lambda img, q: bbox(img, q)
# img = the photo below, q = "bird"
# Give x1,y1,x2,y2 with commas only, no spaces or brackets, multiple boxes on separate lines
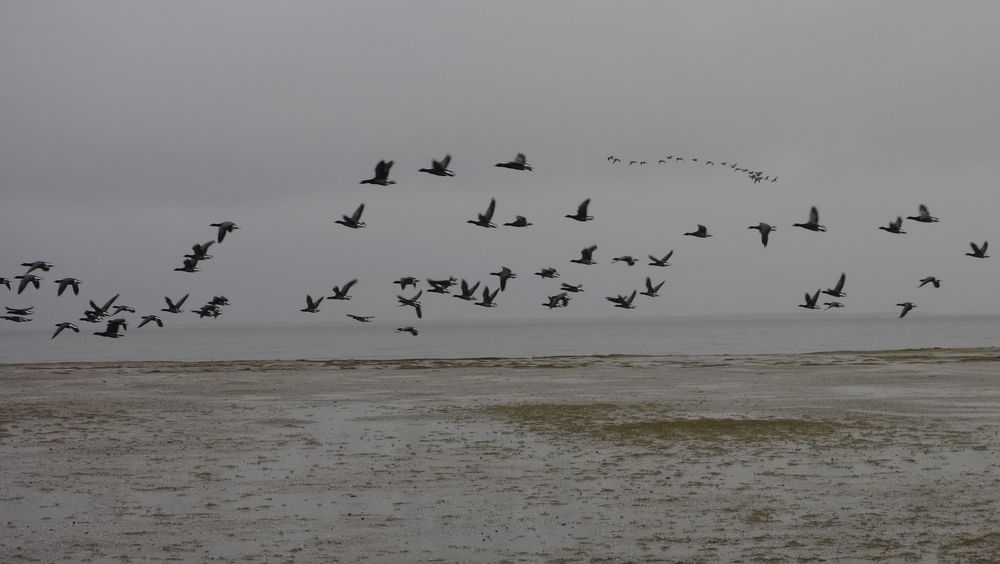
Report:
612,256,638,266
427,277,457,294
799,289,821,310
54,278,81,296
822,273,847,298
793,207,827,232
360,160,396,186
495,153,532,171
534,267,559,279
328,279,358,300
396,326,419,336
543,293,570,309
5,306,34,316
468,198,497,228
0,277,9,290
475,286,499,307
14,274,41,294
2,315,31,323
454,279,481,301
138,315,164,328
748,223,776,247
335,204,366,229
394,277,418,290
162,294,190,313
300,295,324,313
419,154,454,177
824,302,845,310
570,245,598,265
193,304,222,318
648,251,673,267
111,305,136,315
51,322,79,339
186,241,214,261
347,314,374,323
878,216,906,234
640,277,664,297
397,291,423,319
897,302,916,318
94,318,127,338
907,204,938,223
174,258,200,273
490,266,517,291
21,261,54,274
87,294,120,319
565,199,593,222
918,276,941,289
503,215,532,227
560,283,583,293
210,221,240,243
966,242,989,258
684,224,711,238
607,290,638,310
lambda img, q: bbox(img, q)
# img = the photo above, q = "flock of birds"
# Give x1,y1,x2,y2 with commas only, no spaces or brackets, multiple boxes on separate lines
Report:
2,151,991,340
607,153,779,184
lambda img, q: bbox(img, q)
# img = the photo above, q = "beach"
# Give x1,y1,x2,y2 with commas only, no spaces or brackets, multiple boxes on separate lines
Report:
2,348,1000,562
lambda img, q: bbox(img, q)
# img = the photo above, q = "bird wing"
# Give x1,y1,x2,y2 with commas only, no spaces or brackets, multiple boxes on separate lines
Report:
834,273,846,293
484,198,496,220
415,303,422,319
101,293,120,312
645,277,653,292
52,325,65,339
983,241,989,253
352,203,365,222
653,281,664,292
374,160,388,180
578,198,590,215
342,279,358,293
809,206,820,224
440,154,451,169
892,216,903,230
515,153,526,165
761,230,769,247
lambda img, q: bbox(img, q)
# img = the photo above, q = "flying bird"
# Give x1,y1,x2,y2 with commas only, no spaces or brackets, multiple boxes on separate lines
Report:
612,256,638,266
565,199,593,222
138,315,164,328
454,279,481,301
560,283,583,293
907,204,939,223
475,286,500,308
748,223,776,247
490,266,517,291
174,258,200,273
419,154,454,177
94,318,127,338
210,221,240,243
468,198,497,228
360,160,396,186
534,267,559,279
799,289,821,310
397,291,423,319
162,294,189,313
918,276,941,289
394,277,418,290
186,241,214,261
328,279,358,300
822,273,847,298
543,293,570,309
495,153,532,171
607,290,638,310
570,245,598,265
967,241,989,258
15,274,42,294
684,224,711,238
51,322,79,339
648,251,673,267
5,306,34,316
346,314,374,323
824,302,845,310
427,277,458,294
396,326,419,336
503,215,532,227
793,207,827,232
300,295,324,313
878,216,906,234
640,277,664,297
897,302,916,318
335,204,367,229
54,278,81,296
21,261,53,274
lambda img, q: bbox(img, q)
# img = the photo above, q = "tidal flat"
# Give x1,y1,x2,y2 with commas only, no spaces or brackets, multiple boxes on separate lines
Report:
2,349,1000,562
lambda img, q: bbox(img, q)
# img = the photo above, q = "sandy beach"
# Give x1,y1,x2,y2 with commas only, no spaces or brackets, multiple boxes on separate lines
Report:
3,348,1000,562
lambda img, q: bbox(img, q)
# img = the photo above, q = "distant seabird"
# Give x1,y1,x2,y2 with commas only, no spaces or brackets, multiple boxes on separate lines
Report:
897,302,916,318
54,278,81,296
799,289,821,310
210,221,240,243
907,204,939,223
648,251,673,267
475,286,499,308
335,204,367,229
878,216,906,234
640,277,664,297
394,277,418,290
793,207,827,232
468,198,497,228
503,215,532,227
565,199,594,222
822,273,847,298
174,258,200,273
162,294,189,313
419,154,454,177
51,322,79,339
684,224,711,238
346,314,374,323
612,256,638,266
560,283,583,293
397,291,423,319
454,279,481,301
328,279,358,300
748,223,776,247
495,153,532,171
534,267,559,279
21,261,53,274
360,160,396,186
138,315,164,328
396,326,419,336
966,241,989,258
918,276,941,289
300,294,324,313
14,274,41,294
490,266,517,291
570,245,598,265
427,277,457,294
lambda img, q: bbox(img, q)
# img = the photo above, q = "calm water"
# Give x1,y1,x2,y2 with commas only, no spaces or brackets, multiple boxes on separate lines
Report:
1,314,999,364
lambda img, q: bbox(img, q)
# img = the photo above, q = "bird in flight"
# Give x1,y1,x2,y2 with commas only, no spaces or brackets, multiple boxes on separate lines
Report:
397,291,423,319
878,216,906,234
346,314,374,323
419,154,454,177
335,203,366,229
328,279,358,300
468,198,497,228
748,223,776,247
54,278,82,296
565,199,594,222
570,245,598,265
897,302,916,318
162,294,190,313
640,277,664,297
799,289,821,310
793,207,827,232
360,160,396,186
906,204,938,223
648,251,673,267
51,322,79,339
495,153,532,171
822,273,847,298
300,295,324,313
966,242,989,258
918,276,941,289
684,224,711,238
210,221,240,243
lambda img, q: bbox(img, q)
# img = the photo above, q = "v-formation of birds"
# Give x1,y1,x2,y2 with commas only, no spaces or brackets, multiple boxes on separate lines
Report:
1,154,985,338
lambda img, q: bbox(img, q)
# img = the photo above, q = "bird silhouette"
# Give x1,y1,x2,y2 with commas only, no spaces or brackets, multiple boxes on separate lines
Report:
21,261,53,274
534,267,559,279
328,279,358,300
560,283,583,293
419,154,454,177
475,286,499,308
300,295,324,313
648,251,674,267
397,291,423,319
918,276,941,289
570,245,598,265
748,223,776,247
822,273,847,298
565,199,594,222
966,242,989,258
394,277,419,290
360,160,396,186
684,224,711,238
793,207,826,232
503,215,532,227
51,322,79,339
138,315,164,328
799,289,821,310
878,216,906,234
468,198,497,228
897,302,916,318
640,277,664,297
55,278,81,296
490,266,517,291
162,294,189,313
454,279,481,301
346,314,374,323
396,326,419,336
335,204,367,229
907,204,938,223
495,153,532,171
14,274,41,294
210,221,240,243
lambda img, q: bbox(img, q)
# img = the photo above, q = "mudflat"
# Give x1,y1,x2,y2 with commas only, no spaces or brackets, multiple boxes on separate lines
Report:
2,348,1000,562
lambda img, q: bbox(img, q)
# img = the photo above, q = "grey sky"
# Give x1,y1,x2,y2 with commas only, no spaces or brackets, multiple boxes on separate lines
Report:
3,1,1000,325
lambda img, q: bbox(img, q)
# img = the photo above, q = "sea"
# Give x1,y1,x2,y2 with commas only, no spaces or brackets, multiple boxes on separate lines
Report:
1,314,999,364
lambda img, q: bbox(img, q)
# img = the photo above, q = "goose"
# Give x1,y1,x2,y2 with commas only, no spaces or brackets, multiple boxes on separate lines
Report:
55,278,81,296
824,302,845,310
94,318,127,338
138,315,164,328
51,322,79,339
503,215,532,227
0,277,9,290
918,276,941,289
966,241,989,258
897,302,916,318
360,160,395,186
612,255,638,266
2,315,31,322
684,224,711,238
210,221,240,243
748,223,776,247
495,153,532,171
878,216,906,234
570,245,598,265
335,203,366,229
427,277,457,294
692,158,699,162
347,314,374,323
328,279,358,300
174,258,200,272
648,251,673,267
186,241,214,261
490,266,517,291
640,277,664,297
79,311,101,324
162,294,190,313
608,290,638,309
799,289,821,310
793,207,827,232
111,305,136,315
397,291,423,319
560,283,583,293
822,273,847,298
565,199,594,222
14,274,41,294
475,286,499,307
21,261,53,274
193,304,222,318
468,198,497,228
534,267,559,279
396,326,419,336
419,154,454,177
394,276,418,290
907,204,938,223
300,295,324,313
454,279,481,301
5,306,33,316
543,292,570,309
86,294,120,319
209,295,230,306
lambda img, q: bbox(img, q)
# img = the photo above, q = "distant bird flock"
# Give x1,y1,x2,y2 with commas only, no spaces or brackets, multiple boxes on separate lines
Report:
1,152,983,341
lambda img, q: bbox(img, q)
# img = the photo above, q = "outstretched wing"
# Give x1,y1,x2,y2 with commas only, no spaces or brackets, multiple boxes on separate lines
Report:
440,154,451,169
341,279,358,294
809,206,820,224
484,198,496,220
514,153,526,165
833,273,846,293
578,198,590,215
352,204,365,222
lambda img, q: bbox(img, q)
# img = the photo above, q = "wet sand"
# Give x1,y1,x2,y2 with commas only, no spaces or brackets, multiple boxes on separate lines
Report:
2,348,1000,562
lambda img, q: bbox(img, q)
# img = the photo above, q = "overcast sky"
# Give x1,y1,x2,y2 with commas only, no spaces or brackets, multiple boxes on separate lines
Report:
3,1,1000,326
